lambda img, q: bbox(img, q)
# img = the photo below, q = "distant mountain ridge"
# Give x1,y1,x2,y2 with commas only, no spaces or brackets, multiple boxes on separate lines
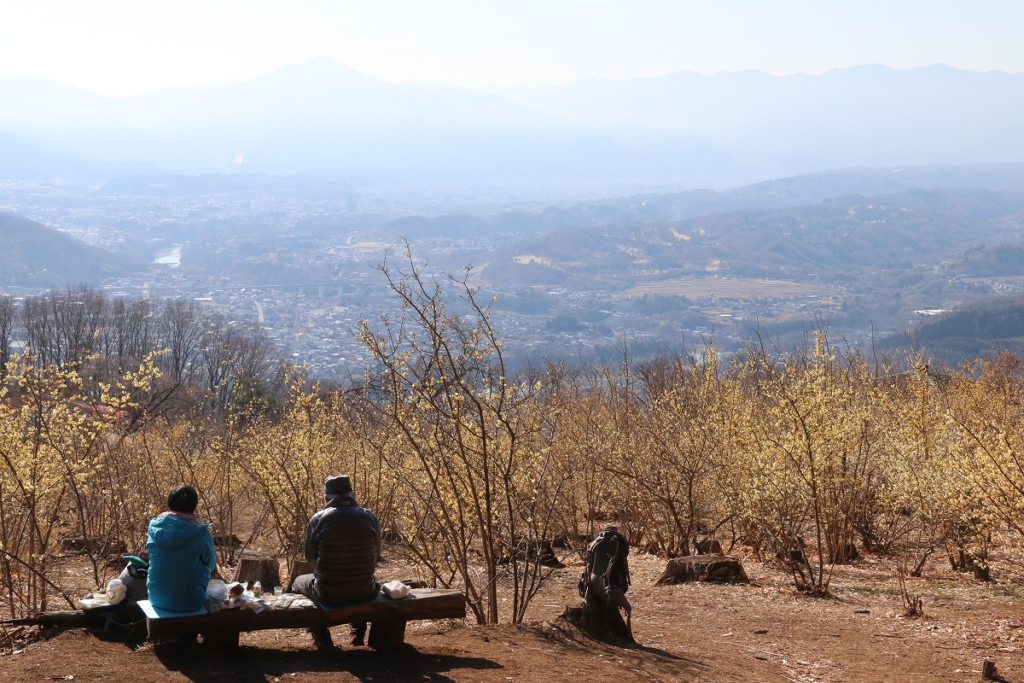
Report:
490,64,1024,176
1,59,1022,184
376,163,1024,238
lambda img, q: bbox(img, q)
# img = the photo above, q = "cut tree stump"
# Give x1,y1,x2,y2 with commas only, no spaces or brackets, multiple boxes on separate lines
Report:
830,543,860,564
655,554,749,585
287,559,314,591
562,599,634,644
234,555,281,590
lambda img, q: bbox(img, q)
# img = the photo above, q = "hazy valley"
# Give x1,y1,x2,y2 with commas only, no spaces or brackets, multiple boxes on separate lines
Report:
4,159,1024,375
3,59,1024,374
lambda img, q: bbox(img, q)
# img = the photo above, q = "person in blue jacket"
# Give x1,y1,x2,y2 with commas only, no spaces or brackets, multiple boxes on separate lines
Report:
146,485,217,612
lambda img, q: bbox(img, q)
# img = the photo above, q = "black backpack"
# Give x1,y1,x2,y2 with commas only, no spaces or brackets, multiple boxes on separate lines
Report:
578,527,631,601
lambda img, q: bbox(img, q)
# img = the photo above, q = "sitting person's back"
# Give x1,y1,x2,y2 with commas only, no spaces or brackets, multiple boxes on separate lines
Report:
146,485,217,612
292,475,380,649
307,500,379,604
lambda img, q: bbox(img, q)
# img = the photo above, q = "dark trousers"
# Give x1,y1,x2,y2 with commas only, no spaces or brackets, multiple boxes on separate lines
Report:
291,574,367,646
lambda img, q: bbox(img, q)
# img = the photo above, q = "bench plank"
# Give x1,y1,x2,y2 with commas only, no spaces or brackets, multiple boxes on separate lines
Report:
145,588,465,648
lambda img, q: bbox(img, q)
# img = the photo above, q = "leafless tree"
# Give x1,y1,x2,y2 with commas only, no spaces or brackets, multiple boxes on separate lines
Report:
98,297,154,372
158,299,204,383
0,295,15,377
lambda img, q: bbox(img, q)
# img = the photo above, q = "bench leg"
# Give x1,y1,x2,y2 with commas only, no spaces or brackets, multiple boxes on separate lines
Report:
367,620,406,649
201,629,239,648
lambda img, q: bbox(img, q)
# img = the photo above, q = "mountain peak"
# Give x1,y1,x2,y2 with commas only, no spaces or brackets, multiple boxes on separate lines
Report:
262,56,382,86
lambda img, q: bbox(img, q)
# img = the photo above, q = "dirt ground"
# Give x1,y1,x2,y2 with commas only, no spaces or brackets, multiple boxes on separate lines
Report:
3,550,1024,683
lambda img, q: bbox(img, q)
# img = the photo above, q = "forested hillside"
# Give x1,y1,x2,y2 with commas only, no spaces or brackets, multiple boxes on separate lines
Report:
880,296,1024,361
0,212,141,287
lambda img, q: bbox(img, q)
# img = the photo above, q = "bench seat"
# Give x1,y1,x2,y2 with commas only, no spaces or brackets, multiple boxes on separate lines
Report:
140,588,465,649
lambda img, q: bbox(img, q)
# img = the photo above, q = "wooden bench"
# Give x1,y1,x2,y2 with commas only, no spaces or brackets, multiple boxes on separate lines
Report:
139,588,465,649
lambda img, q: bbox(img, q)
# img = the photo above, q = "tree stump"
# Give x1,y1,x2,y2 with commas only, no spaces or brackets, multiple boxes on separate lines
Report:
562,601,634,644
830,543,860,564
234,555,281,590
656,554,749,585
286,559,314,591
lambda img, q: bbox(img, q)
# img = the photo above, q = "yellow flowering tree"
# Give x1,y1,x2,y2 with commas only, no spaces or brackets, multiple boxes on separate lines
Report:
357,246,556,624
542,363,620,556
735,333,880,592
230,370,398,566
0,353,160,617
944,353,1024,572
628,348,736,555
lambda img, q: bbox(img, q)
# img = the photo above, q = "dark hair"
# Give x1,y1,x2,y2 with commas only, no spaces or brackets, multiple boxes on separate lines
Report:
167,485,199,514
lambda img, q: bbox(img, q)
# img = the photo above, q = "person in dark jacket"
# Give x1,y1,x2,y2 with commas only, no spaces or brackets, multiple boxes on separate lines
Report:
146,485,217,612
292,474,380,650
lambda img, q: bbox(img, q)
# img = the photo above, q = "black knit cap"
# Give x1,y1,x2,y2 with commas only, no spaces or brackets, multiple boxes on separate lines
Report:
324,475,353,496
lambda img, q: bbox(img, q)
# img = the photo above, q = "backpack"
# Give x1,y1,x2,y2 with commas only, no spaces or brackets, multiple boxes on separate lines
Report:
578,527,631,602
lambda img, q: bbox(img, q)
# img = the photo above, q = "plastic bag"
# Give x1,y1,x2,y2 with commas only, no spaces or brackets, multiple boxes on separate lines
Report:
206,578,228,611
106,578,128,604
238,594,265,613
381,580,410,599
79,593,114,610
219,581,247,608
79,597,106,610
207,578,228,601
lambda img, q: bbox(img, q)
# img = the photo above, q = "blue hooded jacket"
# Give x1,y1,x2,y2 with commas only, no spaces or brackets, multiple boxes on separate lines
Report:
146,511,217,612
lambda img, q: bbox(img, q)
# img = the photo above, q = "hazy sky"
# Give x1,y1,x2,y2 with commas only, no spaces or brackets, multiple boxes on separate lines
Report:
2,0,1023,96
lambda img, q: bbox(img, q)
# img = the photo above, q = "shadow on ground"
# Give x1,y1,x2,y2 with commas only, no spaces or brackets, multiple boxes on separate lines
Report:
155,643,502,683
515,621,708,679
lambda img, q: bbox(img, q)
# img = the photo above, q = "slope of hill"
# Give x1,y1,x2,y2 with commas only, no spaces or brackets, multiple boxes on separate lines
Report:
878,297,1024,362
0,212,142,287
468,188,1024,342
482,188,1024,283
0,130,160,181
